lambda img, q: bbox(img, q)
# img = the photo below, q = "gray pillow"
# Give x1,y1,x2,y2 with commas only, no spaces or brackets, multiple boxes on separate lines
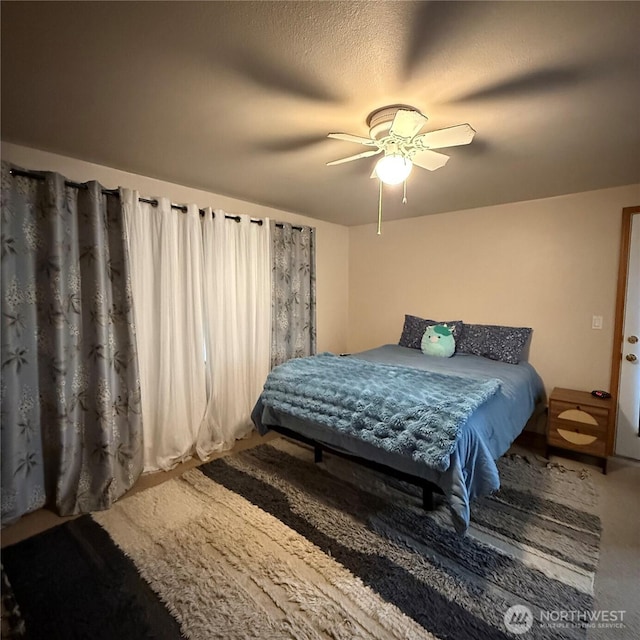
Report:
456,323,532,364
399,315,464,350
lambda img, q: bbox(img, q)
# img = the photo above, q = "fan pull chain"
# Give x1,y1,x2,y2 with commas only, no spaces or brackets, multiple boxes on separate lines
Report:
402,180,407,204
377,180,383,235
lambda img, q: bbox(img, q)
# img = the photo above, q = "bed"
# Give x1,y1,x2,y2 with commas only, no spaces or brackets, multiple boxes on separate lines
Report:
251,344,545,533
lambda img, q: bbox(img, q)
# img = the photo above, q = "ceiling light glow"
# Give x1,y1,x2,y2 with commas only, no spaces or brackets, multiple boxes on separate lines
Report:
375,155,413,185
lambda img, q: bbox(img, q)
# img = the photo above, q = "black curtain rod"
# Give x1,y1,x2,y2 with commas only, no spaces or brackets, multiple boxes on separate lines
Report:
9,167,304,230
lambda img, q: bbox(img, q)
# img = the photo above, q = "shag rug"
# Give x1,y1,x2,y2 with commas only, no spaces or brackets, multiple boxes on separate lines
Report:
2,439,601,640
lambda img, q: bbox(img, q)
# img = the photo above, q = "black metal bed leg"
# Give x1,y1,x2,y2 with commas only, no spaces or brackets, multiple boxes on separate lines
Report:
422,485,434,511
314,445,323,463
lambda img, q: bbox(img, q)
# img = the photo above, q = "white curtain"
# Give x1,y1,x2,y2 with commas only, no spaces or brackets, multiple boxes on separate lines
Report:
122,191,207,471
197,210,272,459
122,191,271,471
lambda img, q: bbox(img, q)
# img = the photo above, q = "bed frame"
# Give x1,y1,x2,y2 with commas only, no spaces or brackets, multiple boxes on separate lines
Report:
268,423,443,510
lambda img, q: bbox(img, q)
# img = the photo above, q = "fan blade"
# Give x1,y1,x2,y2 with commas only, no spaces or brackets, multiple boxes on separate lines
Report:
412,149,450,171
414,124,476,150
328,133,376,146
326,149,381,166
389,109,428,139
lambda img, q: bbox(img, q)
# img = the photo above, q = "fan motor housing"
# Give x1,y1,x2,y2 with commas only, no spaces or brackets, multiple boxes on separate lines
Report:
367,104,421,140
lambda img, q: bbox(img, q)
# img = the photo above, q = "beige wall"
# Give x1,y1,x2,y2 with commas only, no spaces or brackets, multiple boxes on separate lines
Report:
349,184,640,396
1,142,349,355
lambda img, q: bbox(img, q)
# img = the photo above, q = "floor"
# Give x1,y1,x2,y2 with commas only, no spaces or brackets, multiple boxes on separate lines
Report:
510,441,639,639
549,452,639,639
2,433,638,638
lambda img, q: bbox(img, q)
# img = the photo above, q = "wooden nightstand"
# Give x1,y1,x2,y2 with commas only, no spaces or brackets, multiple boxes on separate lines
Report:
546,387,614,473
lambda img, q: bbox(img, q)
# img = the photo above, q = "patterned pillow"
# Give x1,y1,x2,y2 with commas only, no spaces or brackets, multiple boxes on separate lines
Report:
455,324,532,364
398,315,464,350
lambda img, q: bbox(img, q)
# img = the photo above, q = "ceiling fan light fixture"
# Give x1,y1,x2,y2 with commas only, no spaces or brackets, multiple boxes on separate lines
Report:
375,154,413,185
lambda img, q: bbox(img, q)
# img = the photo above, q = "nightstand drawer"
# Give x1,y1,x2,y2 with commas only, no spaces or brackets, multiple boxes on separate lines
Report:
547,422,606,457
549,400,610,429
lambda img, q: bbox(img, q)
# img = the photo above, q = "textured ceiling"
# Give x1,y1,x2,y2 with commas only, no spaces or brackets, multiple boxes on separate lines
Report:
2,1,639,226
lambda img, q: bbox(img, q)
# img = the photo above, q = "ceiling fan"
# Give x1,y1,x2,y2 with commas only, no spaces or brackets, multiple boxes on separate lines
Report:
328,104,475,181
326,105,476,233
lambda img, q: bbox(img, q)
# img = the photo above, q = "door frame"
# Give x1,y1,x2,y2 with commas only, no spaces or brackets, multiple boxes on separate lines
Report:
609,205,640,454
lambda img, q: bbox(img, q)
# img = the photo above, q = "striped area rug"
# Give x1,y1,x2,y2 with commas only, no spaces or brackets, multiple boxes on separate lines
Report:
3,439,600,640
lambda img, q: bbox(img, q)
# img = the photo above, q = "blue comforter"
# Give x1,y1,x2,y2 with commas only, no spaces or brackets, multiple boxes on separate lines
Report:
260,352,501,472
252,345,545,533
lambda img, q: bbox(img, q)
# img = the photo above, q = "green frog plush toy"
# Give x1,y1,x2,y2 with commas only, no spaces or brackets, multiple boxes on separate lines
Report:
421,324,456,358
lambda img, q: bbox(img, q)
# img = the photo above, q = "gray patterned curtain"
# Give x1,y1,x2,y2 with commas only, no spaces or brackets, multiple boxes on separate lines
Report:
1,164,143,525
270,221,316,368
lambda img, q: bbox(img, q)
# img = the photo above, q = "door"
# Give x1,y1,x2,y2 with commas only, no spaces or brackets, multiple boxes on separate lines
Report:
613,208,640,460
